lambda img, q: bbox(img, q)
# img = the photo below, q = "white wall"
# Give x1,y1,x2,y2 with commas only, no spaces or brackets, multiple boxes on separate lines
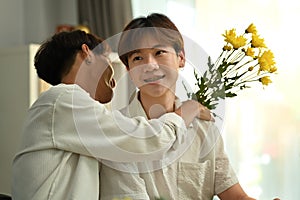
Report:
0,44,40,195
0,0,78,48
0,0,78,195
0,0,24,47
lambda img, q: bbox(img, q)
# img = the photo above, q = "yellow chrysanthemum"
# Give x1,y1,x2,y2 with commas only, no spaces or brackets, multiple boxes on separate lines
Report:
245,47,255,58
222,28,237,44
231,35,247,49
251,34,266,48
223,45,232,51
269,66,278,73
259,76,272,86
258,50,276,72
246,23,257,34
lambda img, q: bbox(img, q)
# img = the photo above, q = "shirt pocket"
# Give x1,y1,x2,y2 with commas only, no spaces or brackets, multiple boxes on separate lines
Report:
177,160,213,199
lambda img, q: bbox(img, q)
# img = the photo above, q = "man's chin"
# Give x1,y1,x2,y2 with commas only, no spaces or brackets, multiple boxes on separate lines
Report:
96,93,113,104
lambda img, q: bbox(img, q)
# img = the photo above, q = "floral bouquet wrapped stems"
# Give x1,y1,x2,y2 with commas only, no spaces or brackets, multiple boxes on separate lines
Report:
186,23,277,115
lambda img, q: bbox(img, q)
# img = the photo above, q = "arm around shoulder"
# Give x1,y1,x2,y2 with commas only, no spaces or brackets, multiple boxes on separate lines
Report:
55,86,188,162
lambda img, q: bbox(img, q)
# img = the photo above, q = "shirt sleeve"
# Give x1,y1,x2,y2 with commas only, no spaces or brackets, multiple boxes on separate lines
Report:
213,127,239,194
52,86,188,162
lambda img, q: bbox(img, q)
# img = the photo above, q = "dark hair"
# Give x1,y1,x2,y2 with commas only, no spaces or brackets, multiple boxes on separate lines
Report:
34,30,109,85
118,13,184,69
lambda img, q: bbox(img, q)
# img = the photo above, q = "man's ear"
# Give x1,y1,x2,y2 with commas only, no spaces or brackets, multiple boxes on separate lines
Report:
81,44,93,64
178,50,186,68
81,44,89,55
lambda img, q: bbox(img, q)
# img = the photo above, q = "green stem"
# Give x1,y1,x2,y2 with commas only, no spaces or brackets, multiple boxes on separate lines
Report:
215,49,227,67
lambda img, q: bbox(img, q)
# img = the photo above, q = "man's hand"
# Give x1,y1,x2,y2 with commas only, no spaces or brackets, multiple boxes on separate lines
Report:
175,100,214,127
197,103,214,122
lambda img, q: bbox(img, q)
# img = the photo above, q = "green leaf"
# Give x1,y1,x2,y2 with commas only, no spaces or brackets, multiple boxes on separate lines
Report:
226,92,237,97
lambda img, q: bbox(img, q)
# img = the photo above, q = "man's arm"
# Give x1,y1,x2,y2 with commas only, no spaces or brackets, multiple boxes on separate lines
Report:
54,88,204,162
217,183,255,200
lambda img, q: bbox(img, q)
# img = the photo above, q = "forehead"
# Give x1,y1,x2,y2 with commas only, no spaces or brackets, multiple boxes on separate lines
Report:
119,27,177,55
134,32,171,50
135,38,174,53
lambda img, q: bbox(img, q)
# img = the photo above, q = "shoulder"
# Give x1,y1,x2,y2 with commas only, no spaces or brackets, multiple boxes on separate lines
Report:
193,118,220,135
192,118,225,150
30,84,94,109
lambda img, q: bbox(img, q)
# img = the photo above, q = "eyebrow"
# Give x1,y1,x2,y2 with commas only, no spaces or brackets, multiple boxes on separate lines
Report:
152,44,167,49
131,44,168,54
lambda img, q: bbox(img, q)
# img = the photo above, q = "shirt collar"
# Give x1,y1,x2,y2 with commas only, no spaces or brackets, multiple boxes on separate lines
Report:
129,91,193,128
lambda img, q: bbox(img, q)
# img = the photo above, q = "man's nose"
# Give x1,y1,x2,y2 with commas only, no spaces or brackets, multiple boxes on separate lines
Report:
143,55,159,72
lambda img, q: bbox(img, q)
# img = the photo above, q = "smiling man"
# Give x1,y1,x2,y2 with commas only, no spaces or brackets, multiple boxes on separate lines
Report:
99,13,261,200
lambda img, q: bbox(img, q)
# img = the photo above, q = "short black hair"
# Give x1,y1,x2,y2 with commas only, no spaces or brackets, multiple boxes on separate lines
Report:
34,30,108,85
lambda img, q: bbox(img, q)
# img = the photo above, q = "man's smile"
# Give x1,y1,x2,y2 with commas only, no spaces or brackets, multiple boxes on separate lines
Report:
144,75,166,83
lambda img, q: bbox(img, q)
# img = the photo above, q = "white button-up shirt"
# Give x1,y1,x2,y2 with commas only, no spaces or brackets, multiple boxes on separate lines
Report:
100,92,238,200
12,84,187,200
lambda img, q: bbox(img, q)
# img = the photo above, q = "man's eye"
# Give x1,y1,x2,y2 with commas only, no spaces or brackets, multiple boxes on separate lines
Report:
132,56,142,61
156,50,166,56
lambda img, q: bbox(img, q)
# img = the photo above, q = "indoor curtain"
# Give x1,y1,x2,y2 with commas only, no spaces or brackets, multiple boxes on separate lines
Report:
78,0,133,40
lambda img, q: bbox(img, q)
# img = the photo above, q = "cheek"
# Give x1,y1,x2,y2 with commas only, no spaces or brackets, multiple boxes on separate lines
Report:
165,73,178,88
99,66,114,84
129,67,144,87
87,66,105,89
95,77,113,103
161,64,179,79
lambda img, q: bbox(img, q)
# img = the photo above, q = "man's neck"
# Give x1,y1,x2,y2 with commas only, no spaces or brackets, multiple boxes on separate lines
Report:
139,91,175,119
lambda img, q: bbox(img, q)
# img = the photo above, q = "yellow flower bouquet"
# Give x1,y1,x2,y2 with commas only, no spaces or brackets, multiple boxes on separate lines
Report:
186,23,277,113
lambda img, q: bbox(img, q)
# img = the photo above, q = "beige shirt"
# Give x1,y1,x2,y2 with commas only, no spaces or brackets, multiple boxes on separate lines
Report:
11,84,187,200
100,93,238,200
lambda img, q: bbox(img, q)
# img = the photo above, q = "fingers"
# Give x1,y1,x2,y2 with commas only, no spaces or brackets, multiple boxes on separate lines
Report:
198,105,214,122
180,100,214,122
